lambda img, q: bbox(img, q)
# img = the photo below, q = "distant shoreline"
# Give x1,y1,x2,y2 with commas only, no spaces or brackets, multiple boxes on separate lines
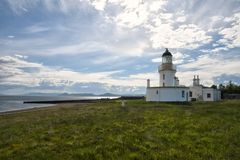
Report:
0,95,119,114
0,96,144,115
0,104,56,115
23,99,103,104
0,102,90,115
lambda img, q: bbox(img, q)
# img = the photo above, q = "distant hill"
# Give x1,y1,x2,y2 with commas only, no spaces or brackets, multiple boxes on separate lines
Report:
24,92,60,96
99,93,120,96
22,92,143,97
120,94,145,97
60,93,96,96
60,93,120,97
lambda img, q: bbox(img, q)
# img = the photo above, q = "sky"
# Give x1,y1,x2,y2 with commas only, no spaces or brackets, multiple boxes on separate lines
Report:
0,0,240,95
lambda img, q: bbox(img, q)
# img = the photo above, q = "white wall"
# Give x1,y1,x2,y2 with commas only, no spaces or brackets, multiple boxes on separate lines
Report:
159,70,176,87
203,88,214,101
203,88,221,101
189,86,221,101
189,86,203,101
146,87,189,102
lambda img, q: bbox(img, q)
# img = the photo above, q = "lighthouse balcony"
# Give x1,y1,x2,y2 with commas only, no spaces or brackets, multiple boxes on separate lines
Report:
158,64,176,71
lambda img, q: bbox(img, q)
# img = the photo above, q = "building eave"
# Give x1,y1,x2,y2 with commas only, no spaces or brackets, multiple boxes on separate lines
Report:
147,86,189,89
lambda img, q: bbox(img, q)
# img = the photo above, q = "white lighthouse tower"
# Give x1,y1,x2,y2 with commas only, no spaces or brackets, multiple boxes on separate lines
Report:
146,48,188,102
158,48,178,87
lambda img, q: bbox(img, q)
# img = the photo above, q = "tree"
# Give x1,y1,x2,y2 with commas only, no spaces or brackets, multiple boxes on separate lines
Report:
218,84,225,90
219,81,240,94
211,85,217,89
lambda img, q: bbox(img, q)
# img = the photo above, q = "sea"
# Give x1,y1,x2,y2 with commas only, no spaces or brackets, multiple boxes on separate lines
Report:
0,95,119,113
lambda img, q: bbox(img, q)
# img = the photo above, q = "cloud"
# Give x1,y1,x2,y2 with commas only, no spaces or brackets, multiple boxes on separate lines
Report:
42,41,107,55
5,0,36,14
0,55,150,94
3,0,214,54
0,55,117,86
7,35,15,38
24,24,50,33
200,47,229,53
149,24,212,49
1,0,240,95
3,0,239,56
14,54,28,59
177,53,240,86
104,0,212,49
218,13,240,48
151,51,188,64
5,0,90,14
91,0,107,11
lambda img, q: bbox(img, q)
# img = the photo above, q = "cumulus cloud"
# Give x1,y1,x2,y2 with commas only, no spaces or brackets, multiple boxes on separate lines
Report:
3,0,216,56
0,55,149,94
0,55,115,86
91,0,107,11
177,54,240,86
149,24,212,49
218,13,240,48
104,0,212,49
3,0,239,56
1,0,240,94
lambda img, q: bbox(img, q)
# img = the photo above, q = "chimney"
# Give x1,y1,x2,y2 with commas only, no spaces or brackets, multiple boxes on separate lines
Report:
197,75,200,85
147,79,150,87
193,75,196,86
176,77,179,86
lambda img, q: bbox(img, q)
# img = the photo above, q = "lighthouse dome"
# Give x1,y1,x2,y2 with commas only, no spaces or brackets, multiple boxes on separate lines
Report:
162,48,172,57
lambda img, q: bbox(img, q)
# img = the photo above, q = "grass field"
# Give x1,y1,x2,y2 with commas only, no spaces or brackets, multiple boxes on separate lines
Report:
0,100,240,159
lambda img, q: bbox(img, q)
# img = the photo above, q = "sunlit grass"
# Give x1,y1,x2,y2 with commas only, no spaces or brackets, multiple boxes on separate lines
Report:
0,100,240,159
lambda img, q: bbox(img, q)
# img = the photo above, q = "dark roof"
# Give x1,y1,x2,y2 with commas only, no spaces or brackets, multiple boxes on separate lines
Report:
147,86,188,89
162,48,172,57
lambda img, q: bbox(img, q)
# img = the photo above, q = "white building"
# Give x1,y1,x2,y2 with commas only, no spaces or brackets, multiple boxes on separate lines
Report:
189,75,221,101
146,49,221,102
146,49,189,102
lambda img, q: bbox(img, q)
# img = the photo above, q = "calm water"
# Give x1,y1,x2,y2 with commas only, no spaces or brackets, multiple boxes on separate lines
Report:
0,95,119,113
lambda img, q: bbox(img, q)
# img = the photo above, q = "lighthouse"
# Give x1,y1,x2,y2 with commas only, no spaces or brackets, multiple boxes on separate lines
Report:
158,48,177,87
146,48,188,102
146,48,221,102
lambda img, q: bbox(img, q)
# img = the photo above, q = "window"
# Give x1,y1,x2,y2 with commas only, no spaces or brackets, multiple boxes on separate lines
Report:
166,56,172,63
163,74,165,80
189,91,192,97
182,91,185,98
207,93,211,98
162,57,166,63
156,90,158,95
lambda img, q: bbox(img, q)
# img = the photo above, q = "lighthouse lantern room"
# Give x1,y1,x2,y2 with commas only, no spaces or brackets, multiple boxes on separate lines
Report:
158,48,177,87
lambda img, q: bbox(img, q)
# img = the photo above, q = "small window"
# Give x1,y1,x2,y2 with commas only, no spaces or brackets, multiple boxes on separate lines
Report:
163,74,165,80
182,91,185,98
156,90,158,95
189,91,192,97
207,93,211,98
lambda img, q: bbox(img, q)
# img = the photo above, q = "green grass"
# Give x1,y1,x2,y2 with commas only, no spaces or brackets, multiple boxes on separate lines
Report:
0,100,240,160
